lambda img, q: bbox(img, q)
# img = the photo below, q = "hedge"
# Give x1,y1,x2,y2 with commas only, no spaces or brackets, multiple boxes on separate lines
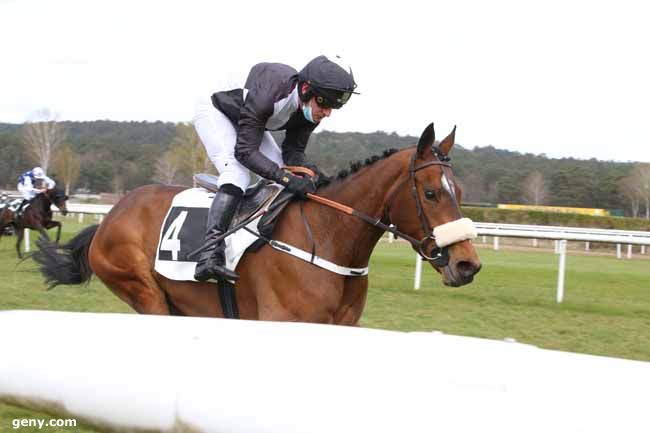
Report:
461,207,650,231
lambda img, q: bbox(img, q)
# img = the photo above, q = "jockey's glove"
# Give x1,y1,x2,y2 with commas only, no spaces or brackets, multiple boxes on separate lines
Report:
278,171,316,199
302,163,323,180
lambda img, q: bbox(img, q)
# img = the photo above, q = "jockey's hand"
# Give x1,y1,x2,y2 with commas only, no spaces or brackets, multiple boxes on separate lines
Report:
302,163,322,180
278,171,316,199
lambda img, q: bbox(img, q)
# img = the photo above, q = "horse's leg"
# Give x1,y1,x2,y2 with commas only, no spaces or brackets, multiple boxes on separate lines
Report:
38,227,50,241
91,247,171,315
88,186,179,316
15,229,24,259
333,276,369,326
157,278,225,317
44,220,62,243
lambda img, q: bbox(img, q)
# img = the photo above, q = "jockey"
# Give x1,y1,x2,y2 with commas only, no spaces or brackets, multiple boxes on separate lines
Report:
17,167,56,213
193,54,358,282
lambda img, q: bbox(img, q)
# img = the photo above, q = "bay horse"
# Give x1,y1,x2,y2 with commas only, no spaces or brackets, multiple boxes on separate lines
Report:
34,124,481,324
0,187,69,258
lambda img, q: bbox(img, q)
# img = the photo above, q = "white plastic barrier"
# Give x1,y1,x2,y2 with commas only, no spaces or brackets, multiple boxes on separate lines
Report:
0,310,648,433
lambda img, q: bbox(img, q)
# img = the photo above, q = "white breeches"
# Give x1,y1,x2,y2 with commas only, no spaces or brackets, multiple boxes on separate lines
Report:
193,98,283,191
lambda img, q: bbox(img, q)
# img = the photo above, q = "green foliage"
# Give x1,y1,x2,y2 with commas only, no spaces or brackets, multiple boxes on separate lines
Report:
462,206,650,230
0,121,175,192
0,132,29,189
0,122,643,217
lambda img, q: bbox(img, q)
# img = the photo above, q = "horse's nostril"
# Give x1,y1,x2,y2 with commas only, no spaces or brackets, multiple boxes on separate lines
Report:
456,261,481,278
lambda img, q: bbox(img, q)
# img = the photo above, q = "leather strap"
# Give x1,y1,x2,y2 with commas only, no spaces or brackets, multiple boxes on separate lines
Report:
217,280,239,319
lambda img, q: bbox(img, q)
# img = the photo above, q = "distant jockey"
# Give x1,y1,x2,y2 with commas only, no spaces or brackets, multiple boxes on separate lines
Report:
16,166,56,214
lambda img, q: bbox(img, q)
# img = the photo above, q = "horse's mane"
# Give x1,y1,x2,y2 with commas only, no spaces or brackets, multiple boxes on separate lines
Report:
316,148,401,188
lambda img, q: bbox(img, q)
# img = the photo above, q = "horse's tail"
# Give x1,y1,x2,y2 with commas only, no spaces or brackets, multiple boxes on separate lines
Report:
32,224,99,290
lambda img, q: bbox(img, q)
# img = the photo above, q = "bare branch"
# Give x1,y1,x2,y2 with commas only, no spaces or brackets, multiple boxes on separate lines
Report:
522,171,547,205
153,150,180,185
53,144,81,195
21,109,67,172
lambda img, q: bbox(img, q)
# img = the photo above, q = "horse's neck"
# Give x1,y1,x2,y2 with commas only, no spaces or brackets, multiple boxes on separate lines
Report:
312,152,411,266
33,195,49,213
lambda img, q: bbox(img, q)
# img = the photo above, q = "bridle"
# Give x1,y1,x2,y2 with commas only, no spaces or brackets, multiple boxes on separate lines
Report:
383,147,456,267
304,147,469,268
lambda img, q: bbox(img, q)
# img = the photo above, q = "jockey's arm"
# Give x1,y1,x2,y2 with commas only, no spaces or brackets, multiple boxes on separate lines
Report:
21,176,37,192
282,123,317,167
234,90,285,182
43,176,56,190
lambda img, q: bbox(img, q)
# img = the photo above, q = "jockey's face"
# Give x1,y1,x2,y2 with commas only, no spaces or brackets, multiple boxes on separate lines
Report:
307,97,332,123
300,82,334,123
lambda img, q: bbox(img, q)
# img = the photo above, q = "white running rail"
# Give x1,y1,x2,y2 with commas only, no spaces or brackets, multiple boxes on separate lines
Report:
0,310,648,433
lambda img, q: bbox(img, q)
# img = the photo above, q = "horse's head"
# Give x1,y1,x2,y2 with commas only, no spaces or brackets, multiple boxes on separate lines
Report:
387,123,481,286
47,187,69,216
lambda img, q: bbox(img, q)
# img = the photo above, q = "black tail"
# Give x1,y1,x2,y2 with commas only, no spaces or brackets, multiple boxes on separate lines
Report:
32,224,99,289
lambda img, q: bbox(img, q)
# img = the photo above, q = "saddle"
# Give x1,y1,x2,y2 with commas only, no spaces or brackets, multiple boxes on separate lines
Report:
192,173,290,230
156,175,292,284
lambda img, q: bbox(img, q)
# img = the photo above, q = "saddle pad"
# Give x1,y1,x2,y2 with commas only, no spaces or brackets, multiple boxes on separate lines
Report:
154,188,279,282
7,199,24,212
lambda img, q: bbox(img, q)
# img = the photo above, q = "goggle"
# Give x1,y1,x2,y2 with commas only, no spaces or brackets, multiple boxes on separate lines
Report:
314,90,352,109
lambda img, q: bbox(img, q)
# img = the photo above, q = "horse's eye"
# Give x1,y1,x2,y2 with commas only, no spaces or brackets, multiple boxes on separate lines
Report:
424,190,437,201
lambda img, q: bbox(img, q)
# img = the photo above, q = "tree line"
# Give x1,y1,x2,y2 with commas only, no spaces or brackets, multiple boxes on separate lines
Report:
0,115,648,218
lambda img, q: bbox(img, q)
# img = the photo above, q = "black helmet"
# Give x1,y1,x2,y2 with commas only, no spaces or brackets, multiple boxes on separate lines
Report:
298,55,358,109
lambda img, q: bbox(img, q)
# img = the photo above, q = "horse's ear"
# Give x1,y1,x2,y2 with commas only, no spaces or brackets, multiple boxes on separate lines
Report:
439,125,457,155
417,123,435,156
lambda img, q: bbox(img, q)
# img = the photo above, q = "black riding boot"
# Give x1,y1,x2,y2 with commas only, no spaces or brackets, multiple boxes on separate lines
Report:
16,199,28,217
193,185,243,282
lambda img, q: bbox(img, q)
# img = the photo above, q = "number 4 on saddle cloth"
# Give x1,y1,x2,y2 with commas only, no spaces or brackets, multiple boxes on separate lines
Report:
154,174,286,282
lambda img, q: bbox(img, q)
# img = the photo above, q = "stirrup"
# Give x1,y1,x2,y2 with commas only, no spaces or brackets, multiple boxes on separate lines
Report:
194,256,240,282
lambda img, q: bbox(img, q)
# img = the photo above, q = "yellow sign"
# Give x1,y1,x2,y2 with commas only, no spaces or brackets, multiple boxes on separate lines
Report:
497,204,608,216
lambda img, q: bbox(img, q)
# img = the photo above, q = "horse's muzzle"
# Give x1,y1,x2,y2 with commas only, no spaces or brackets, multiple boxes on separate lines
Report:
442,257,482,286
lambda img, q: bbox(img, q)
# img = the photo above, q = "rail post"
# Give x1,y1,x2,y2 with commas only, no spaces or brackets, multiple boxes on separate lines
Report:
414,255,423,290
556,240,567,303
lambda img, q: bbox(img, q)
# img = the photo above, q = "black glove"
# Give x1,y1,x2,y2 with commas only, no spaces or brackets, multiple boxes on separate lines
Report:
277,171,316,199
302,162,320,176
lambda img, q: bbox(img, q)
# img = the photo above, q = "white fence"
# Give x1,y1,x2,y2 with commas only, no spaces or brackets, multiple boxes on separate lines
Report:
1,310,648,433
413,222,650,302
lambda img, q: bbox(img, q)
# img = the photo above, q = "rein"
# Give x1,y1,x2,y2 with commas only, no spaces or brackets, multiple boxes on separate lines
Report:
304,148,455,268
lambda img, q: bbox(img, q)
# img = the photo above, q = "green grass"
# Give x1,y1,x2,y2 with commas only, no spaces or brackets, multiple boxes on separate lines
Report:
363,243,650,361
1,220,649,430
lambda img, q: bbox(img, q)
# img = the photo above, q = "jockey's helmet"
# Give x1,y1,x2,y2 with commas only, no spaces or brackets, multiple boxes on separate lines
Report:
298,55,358,109
32,167,45,179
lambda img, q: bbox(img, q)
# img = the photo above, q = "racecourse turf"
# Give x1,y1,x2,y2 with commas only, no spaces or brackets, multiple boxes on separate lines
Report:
1,219,649,430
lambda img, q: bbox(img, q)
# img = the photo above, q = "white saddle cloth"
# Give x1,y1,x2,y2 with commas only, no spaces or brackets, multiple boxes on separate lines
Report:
154,188,276,282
